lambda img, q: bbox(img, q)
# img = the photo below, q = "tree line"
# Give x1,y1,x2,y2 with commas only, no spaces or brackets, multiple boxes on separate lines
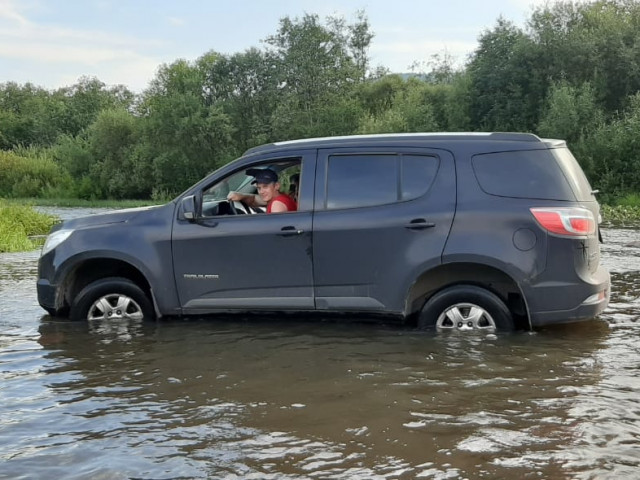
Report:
2,1,640,203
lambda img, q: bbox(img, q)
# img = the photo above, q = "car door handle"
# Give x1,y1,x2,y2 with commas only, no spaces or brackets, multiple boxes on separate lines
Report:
279,226,304,236
405,219,435,230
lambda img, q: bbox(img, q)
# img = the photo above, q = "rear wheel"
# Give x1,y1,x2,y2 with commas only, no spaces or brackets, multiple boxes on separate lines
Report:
70,277,154,321
418,285,513,332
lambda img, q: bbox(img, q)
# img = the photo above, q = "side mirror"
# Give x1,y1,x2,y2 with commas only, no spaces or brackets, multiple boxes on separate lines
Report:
180,195,197,221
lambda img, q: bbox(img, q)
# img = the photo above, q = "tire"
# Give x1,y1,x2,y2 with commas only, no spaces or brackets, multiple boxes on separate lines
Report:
70,277,155,322
418,285,514,332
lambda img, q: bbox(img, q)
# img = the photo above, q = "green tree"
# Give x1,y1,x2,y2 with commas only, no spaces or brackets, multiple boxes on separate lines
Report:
578,93,640,200
357,78,439,134
467,18,544,131
442,71,473,131
357,74,406,118
349,10,375,81
537,81,604,145
140,58,234,195
0,82,60,147
201,49,278,150
0,78,135,150
53,76,135,138
529,0,640,114
265,12,372,139
86,108,150,199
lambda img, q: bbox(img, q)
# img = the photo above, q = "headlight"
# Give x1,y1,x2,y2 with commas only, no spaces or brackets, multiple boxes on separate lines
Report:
41,229,74,256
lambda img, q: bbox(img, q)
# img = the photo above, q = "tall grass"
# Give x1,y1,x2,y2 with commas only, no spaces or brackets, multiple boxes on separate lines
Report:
0,201,58,252
7,197,165,208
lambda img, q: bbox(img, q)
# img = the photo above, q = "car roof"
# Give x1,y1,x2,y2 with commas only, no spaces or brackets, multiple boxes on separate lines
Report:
243,132,565,156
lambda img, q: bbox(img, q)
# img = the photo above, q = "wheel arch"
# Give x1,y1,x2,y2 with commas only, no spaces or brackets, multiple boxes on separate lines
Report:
405,262,531,330
57,257,156,316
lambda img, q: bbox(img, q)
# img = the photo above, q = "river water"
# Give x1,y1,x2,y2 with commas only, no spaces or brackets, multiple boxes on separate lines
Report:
1,208,639,479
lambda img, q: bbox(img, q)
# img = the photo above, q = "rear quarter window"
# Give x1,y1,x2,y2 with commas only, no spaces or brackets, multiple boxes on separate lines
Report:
472,149,577,201
551,147,595,202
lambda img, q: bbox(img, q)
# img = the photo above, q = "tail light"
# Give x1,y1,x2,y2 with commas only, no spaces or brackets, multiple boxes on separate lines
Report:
530,207,596,236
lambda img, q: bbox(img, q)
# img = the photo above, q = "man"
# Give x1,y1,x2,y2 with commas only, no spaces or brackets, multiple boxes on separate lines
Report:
227,168,297,213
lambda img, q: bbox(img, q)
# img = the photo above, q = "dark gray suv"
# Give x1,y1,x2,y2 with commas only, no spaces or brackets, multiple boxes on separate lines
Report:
37,133,610,331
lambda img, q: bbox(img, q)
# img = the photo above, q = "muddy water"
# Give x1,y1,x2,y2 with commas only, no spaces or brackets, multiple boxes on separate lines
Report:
1,210,639,479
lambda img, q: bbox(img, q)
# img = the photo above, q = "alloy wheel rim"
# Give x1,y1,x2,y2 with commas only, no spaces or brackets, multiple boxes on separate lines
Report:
436,303,496,331
88,294,144,321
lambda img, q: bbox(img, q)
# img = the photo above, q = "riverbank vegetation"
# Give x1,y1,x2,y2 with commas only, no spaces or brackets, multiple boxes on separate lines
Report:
7,197,163,208
2,1,640,217
0,202,57,252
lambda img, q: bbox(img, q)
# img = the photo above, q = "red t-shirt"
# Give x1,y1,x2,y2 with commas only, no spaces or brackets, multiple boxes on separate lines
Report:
267,194,297,213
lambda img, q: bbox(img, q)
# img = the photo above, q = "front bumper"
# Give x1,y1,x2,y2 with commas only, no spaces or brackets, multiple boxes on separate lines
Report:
37,278,58,312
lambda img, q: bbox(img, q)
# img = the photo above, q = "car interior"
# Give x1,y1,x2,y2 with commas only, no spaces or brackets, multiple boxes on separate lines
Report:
201,160,300,217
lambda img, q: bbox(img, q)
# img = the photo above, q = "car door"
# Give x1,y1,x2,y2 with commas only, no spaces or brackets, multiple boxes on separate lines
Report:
312,147,456,314
172,151,316,313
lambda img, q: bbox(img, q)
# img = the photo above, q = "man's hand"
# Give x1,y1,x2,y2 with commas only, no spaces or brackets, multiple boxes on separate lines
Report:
227,192,244,202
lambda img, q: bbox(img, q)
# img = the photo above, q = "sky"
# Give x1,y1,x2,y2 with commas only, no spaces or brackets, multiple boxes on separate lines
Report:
0,0,575,93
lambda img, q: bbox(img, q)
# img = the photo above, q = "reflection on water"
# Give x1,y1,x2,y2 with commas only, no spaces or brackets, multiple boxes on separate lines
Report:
0,218,639,479
5,319,622,479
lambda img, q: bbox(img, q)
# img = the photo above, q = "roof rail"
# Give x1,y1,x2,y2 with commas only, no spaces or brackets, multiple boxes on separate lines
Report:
243,132,543,156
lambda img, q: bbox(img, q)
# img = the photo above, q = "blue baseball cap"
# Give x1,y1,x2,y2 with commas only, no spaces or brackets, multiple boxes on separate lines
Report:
247,168,278,185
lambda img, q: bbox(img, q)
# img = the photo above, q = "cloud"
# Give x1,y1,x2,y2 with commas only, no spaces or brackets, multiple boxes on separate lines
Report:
167,16,186,27
0,0,165,90
0,41,151,66
0,20,165,50
370,37,478,72
508,0,591,11
0,0,29,26
375,39,478,55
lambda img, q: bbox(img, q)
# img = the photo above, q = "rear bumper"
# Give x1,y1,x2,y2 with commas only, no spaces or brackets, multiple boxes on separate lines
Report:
526,267,610,327
528,290,609,326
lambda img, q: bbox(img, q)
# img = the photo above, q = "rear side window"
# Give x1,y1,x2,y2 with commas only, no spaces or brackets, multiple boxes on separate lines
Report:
551,147,595,202
472,149,576,201
402,155,439,200
326,154,439,209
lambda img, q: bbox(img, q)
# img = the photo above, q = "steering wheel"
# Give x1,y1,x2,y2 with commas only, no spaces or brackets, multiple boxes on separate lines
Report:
228,200,251,215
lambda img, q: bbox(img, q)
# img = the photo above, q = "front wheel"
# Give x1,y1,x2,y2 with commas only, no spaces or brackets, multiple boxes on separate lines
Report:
418,285,514,332
70,277,155,321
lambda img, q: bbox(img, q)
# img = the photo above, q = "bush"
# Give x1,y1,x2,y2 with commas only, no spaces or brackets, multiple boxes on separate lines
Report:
576,93,640,199
600,204,640,223
0,149,72,198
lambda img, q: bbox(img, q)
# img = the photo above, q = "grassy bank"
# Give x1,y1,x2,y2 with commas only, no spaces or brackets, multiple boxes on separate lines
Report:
600,205,640,223
0,202,58,253
6,197,165,208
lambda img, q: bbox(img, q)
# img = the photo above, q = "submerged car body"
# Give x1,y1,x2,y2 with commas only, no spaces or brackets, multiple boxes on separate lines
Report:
37,133,610,330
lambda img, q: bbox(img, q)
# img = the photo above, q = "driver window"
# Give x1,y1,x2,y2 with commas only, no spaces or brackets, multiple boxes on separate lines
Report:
203,170,251,203
201,159,301,217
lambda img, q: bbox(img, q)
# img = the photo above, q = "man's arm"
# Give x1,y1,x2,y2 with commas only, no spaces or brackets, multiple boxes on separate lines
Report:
269,200,288,213
227,192,266,207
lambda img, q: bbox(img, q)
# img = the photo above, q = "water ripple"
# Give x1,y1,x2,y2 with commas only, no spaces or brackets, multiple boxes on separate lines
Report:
0,219,639,478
